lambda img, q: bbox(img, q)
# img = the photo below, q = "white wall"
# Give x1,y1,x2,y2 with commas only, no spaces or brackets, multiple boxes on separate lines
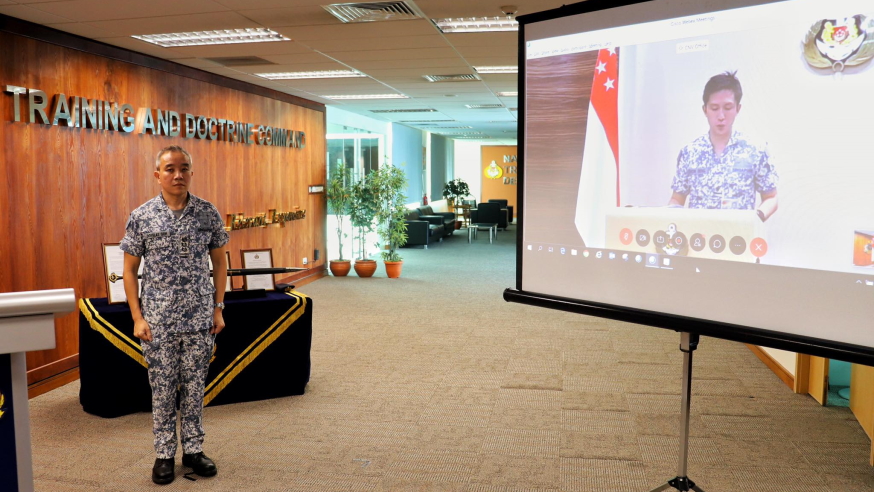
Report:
761,347,796,377
453,140,483,203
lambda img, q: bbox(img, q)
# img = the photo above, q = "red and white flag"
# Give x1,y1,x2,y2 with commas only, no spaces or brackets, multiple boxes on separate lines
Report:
576,47,620,247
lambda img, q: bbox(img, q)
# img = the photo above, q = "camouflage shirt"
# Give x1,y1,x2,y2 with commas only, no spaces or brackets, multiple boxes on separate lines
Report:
120,193,229,332
671,131,778,210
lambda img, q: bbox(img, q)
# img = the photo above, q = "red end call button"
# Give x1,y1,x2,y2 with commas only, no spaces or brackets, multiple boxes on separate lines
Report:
750,237,768,258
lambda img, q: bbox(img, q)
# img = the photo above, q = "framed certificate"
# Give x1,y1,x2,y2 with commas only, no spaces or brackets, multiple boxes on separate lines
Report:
207,250,233,293
240,248,274,291
102,243,142,305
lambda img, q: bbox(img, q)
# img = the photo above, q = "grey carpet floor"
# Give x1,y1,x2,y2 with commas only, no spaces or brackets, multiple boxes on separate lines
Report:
29,227,874,491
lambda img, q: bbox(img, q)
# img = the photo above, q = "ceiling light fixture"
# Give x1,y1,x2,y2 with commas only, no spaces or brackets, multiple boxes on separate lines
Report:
256,70,365,80
433,17,518,33
496,91,518,97
474,66,518,74
133,28,290,48
324,94,409,100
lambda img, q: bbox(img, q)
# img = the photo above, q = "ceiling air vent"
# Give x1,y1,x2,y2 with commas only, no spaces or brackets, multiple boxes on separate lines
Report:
422,74,480,82
205,56,276,67
370,108,437,113
323,2,421,23
465,104,504,109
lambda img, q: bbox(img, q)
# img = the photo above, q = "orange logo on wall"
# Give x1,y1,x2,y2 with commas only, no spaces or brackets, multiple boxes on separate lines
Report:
484,161,503,179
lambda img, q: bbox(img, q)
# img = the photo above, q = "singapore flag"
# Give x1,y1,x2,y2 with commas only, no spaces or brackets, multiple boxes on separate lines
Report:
575,47,619,248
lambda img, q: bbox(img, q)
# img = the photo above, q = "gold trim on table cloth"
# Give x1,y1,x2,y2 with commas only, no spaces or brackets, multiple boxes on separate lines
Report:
203,291,308,405
79,298,147,368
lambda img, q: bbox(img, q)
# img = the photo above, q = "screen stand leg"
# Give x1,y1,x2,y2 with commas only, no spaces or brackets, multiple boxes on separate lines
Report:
648,332,706,492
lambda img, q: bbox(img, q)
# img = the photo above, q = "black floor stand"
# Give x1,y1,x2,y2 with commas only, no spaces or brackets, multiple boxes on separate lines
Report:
648,332,706,492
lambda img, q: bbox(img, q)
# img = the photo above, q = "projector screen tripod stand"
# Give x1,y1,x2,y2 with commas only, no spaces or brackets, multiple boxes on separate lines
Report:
649,332,706,492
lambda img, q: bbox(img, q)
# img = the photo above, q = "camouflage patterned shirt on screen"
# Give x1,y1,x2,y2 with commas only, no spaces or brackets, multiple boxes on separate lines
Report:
120,193,229,333
671,131,778,210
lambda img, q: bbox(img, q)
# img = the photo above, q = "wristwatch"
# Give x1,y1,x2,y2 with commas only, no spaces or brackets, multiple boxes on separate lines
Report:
214,302,225,310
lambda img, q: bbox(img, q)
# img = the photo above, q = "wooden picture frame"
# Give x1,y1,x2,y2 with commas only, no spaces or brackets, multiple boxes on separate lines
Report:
102,243,142,305
240,248,274,291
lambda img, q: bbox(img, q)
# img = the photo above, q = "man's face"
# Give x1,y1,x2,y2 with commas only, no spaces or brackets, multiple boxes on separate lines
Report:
703,89,741,139
154,151,192,199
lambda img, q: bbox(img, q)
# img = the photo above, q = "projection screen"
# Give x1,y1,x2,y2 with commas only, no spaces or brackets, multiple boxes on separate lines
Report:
510,0,874,364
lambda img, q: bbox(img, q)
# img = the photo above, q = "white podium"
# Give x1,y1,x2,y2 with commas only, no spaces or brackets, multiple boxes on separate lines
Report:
0,289,76,492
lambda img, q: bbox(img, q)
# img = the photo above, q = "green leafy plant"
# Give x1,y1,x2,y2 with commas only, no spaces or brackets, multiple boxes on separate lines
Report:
442,178,470,202
326,168,353,261
370,165,409,262
349,176,378,260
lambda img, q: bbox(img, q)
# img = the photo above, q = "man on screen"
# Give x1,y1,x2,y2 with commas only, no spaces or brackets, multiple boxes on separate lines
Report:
668,71,778,221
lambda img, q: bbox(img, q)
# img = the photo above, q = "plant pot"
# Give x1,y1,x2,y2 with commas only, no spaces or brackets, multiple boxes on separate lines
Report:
329,260,351,277
384,260,403,278
353,259,377,278
455,220,463,230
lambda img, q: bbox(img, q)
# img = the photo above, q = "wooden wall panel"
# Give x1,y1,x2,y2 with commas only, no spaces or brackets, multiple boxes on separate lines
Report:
0,31,327,382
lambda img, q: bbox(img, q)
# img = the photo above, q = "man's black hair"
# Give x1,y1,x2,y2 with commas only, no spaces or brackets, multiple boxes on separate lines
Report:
702,71,742,105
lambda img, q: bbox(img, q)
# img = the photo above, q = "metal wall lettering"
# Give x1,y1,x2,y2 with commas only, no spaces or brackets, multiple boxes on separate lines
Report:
2,84,305,149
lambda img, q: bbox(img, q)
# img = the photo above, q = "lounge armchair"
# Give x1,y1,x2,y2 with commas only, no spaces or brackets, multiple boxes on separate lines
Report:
487,199,513,224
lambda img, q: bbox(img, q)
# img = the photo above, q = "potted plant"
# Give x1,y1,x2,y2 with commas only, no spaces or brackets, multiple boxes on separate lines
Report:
442,178,470,229
349,175,379,277
370,165,409,278
442,178,470,210
326,168,352,276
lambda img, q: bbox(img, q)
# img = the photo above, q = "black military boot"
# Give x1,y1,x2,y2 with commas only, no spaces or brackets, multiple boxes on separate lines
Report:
182,452,217,477
152,458,175,485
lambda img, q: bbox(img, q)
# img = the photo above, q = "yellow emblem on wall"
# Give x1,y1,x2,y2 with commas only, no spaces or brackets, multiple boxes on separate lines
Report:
484,161,503,179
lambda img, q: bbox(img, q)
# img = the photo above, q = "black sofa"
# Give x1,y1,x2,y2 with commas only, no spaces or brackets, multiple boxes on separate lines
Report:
416,205,456,237
403,209,445,248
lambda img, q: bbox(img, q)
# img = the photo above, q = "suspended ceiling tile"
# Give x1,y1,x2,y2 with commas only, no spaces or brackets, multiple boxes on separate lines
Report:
303,34,448,53
453,45,517,58
210,0,328,9
282,19,436,40
415,0,566,19
327,47,458,62
166,40,312,58
347,58,468,70
77,12,260,37
443,32,518,47
245,62,357,74
464,56,520,67
26,0,230,22
0,5,74,24
259,53,342,65
236,6,338,27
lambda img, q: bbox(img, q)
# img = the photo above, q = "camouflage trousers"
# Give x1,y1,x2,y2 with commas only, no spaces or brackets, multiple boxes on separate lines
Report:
142,329,213,459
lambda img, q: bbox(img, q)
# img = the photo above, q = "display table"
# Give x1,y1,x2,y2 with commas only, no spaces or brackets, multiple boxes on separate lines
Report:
78,291,312,418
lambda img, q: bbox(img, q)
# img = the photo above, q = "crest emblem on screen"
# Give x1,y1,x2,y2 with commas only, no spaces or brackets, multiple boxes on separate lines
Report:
803,14,874,73
0,391,6,420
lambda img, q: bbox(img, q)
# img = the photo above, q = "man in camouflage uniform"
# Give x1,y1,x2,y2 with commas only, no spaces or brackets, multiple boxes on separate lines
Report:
669,71,778,221
121,145,229,485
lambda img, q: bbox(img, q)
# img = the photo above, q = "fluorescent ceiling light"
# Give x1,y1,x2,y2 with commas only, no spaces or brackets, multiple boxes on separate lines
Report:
496,91,518,97
434,17,518,33
324,94,409,100
133,28,290,48
474,66,518,74
256,70,365,80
